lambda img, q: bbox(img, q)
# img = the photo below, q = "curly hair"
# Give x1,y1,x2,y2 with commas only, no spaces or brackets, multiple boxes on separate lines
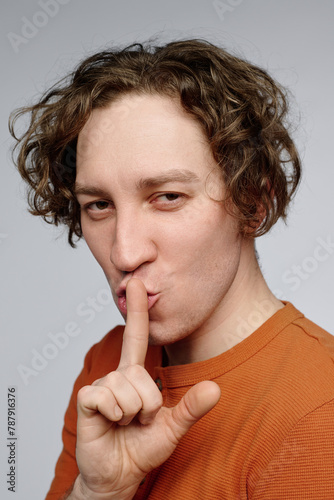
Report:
9,38,301,247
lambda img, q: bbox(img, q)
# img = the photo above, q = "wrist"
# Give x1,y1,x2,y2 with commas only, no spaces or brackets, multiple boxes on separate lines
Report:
68,474,139,500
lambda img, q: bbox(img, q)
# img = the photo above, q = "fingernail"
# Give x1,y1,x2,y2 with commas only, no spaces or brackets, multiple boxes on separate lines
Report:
114,406,123,419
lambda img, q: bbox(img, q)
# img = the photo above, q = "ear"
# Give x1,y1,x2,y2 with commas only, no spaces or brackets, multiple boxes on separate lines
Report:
243,179,275,236
253,179,275,233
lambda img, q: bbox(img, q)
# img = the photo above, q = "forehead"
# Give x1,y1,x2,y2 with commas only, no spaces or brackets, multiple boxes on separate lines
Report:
76,94,217,186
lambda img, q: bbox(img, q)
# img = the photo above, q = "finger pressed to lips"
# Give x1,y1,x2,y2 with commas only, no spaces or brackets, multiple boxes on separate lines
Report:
126,279,150,313
78,278,160,426
118,279,149,368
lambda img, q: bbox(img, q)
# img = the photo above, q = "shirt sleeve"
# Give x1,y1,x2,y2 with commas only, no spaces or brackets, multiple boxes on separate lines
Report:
44,326,125,499
252,398,334,500
44,345,94,499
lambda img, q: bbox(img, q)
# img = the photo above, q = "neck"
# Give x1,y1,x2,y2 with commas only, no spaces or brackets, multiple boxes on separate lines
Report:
165,240,284,366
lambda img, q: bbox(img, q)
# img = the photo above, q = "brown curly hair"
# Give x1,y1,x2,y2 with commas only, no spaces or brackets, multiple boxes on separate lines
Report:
9,38,301,247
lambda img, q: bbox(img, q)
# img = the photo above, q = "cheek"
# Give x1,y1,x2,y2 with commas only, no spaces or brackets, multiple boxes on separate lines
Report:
81,220,111,270
166,213,242,306
163,204,240,270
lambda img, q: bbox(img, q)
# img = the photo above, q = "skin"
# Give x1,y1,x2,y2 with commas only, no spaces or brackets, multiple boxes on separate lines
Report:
70,279,221,499
68,93,283,498
75,94,283,364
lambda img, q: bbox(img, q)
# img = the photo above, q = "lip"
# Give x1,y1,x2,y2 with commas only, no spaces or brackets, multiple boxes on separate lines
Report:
117,292,160,315
116,283,157,297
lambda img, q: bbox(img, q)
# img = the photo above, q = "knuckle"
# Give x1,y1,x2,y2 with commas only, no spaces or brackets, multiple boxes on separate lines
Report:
129,396,143,415
104,370,124,386
148,393,163,413
125,364,146,380
77,384,91,399
77,384,94,406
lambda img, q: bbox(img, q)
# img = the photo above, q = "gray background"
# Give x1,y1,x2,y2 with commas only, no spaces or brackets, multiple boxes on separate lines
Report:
1,0,333,498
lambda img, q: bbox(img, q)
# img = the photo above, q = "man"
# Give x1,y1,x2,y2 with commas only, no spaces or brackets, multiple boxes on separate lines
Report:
10,39,334,499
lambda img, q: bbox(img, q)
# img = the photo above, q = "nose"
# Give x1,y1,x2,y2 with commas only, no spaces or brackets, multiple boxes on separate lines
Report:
109,208,158,273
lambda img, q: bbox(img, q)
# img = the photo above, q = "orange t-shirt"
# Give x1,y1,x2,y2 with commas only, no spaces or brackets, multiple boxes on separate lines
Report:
45,303,334,499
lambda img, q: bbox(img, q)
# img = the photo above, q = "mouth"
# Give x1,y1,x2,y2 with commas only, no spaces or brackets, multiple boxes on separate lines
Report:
116,290,160,315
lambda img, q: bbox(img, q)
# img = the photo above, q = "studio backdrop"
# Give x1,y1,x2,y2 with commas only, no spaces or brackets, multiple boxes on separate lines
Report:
1,1,333,498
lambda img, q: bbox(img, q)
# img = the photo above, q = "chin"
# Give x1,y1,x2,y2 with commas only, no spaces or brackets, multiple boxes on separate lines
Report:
148,334,164,346
148,323,172,347
148,323,169,346
148,318,192,347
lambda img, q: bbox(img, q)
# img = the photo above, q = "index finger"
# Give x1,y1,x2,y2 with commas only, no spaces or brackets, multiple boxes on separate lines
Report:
118,278,149,368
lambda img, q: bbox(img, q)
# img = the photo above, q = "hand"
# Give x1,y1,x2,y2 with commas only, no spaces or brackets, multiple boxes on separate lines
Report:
74,279,221,499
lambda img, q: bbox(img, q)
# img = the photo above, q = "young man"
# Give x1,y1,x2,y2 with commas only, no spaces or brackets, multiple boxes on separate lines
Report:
10,39,334,499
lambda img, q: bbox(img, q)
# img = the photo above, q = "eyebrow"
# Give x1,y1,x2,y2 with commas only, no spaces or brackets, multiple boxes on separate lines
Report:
74,169,200,198
74,185,111,198
136,169,200,189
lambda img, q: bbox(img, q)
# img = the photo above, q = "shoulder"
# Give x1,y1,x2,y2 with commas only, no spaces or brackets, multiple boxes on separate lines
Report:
271,304,334,386
242,304,334,456
247,307,334,498
81,325,124,384
251,397,334,499
291,313,334,358
280,307,334,395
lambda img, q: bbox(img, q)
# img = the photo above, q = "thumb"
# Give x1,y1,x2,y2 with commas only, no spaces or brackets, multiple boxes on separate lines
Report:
170,381,221,440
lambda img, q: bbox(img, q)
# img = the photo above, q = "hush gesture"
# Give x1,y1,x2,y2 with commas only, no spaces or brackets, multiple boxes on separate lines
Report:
71,279,221,500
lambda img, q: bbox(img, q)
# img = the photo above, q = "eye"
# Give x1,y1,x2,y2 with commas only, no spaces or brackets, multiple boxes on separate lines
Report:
81,200,114,219
152,192,187,210
159,193,181,202
88,201,111,211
